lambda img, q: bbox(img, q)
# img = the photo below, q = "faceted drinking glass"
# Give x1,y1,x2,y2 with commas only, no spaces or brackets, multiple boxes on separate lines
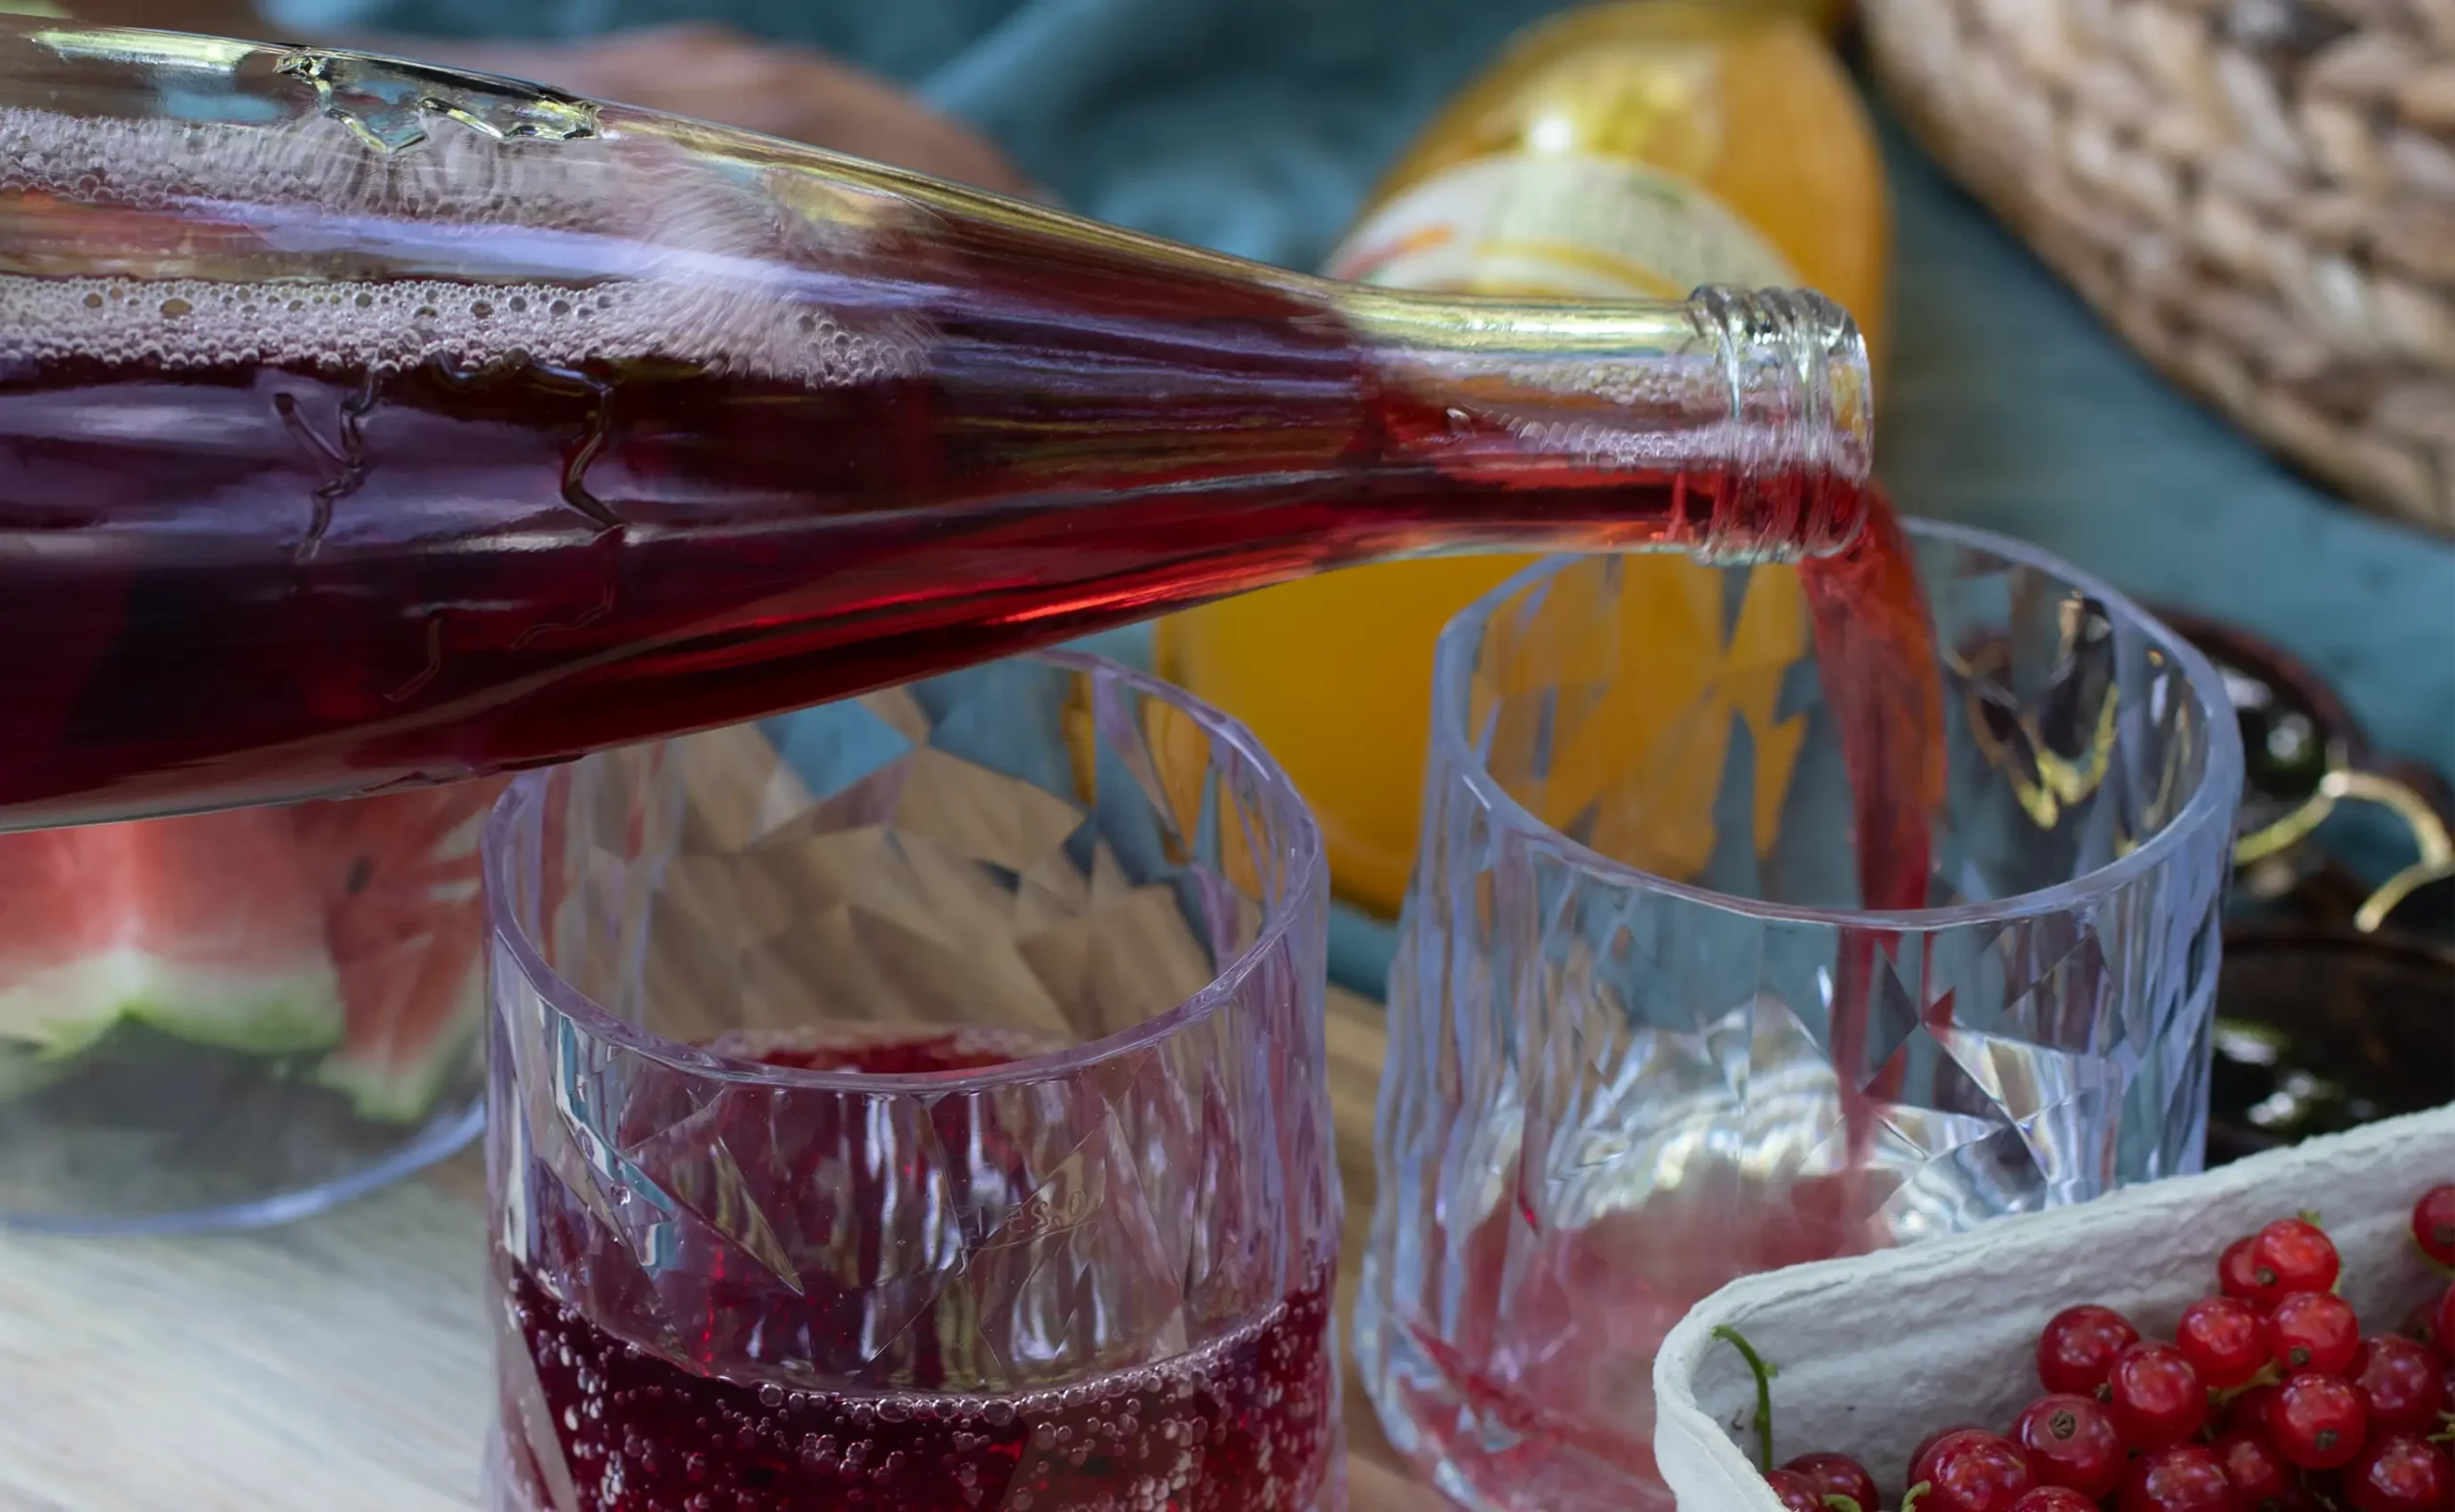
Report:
481,654,1341,1512
1355,521,2242,1512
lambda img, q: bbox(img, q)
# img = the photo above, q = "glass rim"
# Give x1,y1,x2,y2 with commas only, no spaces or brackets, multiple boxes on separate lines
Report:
480,649,1328,1096
1426,517,2247,932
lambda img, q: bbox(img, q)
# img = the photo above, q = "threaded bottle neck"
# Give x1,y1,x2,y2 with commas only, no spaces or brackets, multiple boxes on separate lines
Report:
1687,285,1875,561
1332,281,1876,564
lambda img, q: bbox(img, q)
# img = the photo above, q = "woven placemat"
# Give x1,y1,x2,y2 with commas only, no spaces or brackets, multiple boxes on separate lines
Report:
1862,0,2455,536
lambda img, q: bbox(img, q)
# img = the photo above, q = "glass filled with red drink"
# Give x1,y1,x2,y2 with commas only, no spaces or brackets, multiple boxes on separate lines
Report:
480,653,1340,1512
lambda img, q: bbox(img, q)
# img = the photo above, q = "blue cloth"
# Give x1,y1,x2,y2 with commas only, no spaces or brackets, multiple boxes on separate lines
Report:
269,0,2455,779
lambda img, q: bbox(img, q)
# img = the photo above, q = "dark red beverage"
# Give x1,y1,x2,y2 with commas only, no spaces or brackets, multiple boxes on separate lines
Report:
498,1261,1337,1512
494,1032,1340,1512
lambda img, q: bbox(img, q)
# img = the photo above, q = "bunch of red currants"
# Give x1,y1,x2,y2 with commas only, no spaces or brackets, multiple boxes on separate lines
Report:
1757,1183,2455,1512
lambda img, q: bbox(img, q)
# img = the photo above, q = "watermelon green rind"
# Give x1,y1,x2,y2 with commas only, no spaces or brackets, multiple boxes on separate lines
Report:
312,961,483,1124
0,948,344,1060
312,1010,481,1125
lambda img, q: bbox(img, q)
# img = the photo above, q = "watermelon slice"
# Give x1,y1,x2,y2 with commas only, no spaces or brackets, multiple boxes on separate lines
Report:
0,809,343,1059
297,780,503,1124
0,779,505,1123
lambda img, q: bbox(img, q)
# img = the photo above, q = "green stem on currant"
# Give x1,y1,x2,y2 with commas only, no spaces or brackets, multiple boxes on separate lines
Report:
1823,1497,1864,1512
1711,1324,1781,1475
2212,1364,2282,1405
1900,1480,1931,1512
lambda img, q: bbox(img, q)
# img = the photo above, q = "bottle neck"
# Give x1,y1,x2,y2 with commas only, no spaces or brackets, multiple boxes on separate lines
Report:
1320,283,1875,562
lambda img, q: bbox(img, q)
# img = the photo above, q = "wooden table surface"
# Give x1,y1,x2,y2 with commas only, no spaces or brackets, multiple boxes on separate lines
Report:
0,985,1446,1512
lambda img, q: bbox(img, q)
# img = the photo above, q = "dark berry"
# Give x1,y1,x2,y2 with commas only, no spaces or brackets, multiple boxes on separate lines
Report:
1911,1425,1986,1486
2342,1432,2453,1512
1765,1469,1827,1512
2107,1342,2210,1450
2351,1336,2450,1434
2400,1301,2443,1361
1908,1430,2034,1512
2268,1291,2362,1377
2012,1394,2127,1500
2222,1237,2277,1308
2250,1218,2341,1298
1786,1453,1882,1512
2005,1490,2096,1512
2413,1185,2455,1270
2225,1382,2281,1438
2213,1429,2294,1512
2437,1284,2455,1364
2038,1306,2141,1396
2271,1371,2369,1471
2118,1444,2238,1512
2179,1295,2271,1388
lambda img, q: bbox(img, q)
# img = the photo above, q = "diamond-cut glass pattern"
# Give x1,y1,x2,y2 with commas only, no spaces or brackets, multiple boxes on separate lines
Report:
1357,525,2241,1512
483,655,1339,1512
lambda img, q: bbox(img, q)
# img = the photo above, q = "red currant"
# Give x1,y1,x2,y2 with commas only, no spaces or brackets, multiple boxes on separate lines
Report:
2251,1218,2342,1298
2342,1432,2453,1512
1907,1430,2035,1512
2400,1301,2443,1361
2271,1371,2369,1471
2225,1382,2281,1438
2351,1336,2451,1434
2118,1444,2238,1512
1765,1468,1826,1512
2221,1237,2277,1308
2436,1284,2455,1364
2037,1305,2141,1396
2268,1291,2362,1377
2179,1295,2271,1388
2213,1429,2296,1512
2108,1342,2211,1450
1785,1453,1882,1512
2413,1185,2455,1270
2005,1490,2096,1512
2011,1394,2126,1499
1911,1425,1987,1485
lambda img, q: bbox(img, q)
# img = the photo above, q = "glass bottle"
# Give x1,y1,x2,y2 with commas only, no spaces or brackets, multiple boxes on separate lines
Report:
0,20,1871,832
1156,0,1891,915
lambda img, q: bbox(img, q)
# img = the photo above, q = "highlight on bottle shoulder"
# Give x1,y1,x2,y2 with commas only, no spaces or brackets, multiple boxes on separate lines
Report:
0,20,1874,830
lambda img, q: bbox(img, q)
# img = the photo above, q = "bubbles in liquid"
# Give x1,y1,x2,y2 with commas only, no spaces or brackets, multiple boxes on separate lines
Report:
0,103,927,387
501,1256,1338,1510
0,271,921,390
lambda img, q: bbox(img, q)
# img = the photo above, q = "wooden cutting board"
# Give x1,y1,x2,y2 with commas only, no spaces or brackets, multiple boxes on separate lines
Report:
0,984,1447,1512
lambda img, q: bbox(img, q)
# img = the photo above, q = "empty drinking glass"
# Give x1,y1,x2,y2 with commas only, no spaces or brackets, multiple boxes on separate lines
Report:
1356,521,2242,1512
482,654,1341,1512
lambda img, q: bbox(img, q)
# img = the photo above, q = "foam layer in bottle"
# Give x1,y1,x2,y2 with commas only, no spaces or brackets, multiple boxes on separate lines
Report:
0,91,926,385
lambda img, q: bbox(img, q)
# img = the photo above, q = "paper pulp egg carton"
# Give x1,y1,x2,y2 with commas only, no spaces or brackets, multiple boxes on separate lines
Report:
1652,1105,2455,1511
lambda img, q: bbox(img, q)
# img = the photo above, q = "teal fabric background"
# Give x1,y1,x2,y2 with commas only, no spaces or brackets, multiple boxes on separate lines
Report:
267,0,2455,779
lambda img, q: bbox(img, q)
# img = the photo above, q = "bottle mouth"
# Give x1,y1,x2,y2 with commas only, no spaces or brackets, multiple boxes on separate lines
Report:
1687,285,1876,563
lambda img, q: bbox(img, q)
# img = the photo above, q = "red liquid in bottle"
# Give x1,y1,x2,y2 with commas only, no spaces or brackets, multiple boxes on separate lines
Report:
0,218,1868,830
496,1032,1340,1512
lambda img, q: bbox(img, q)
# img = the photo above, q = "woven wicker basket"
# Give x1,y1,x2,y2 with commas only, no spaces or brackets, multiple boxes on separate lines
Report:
1860,0,2455,537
